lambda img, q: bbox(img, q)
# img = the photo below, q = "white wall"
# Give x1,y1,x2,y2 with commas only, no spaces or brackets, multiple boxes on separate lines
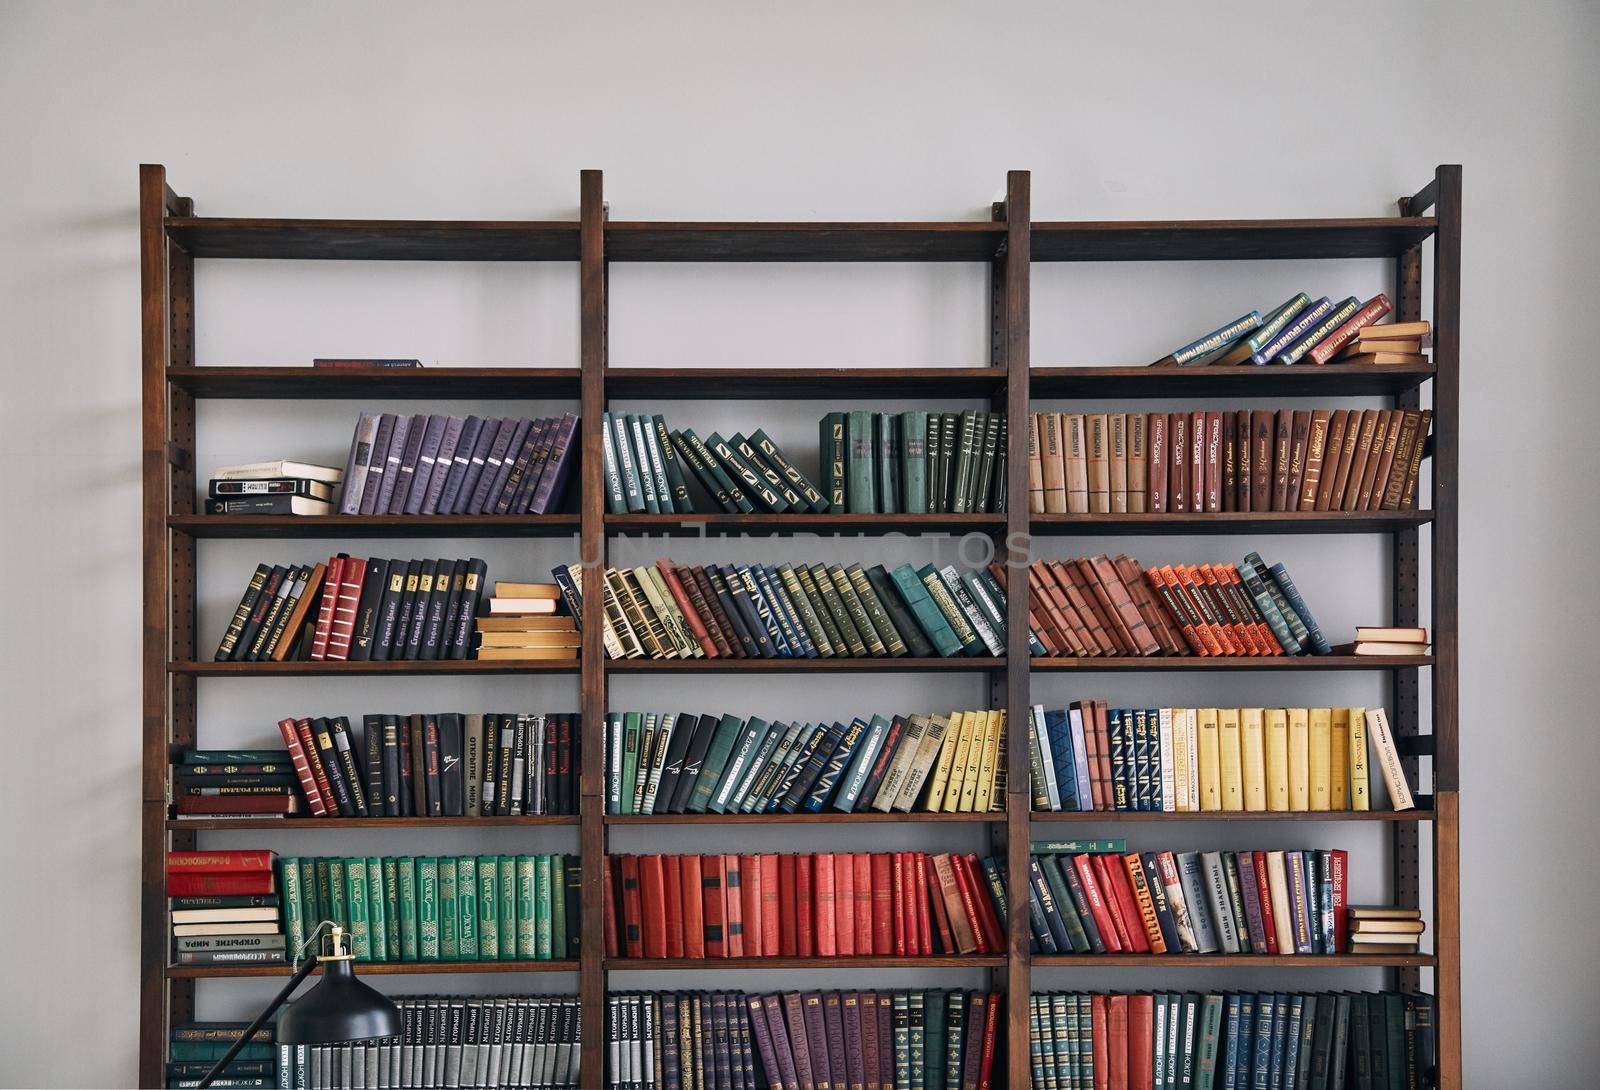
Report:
1,1,1596,1084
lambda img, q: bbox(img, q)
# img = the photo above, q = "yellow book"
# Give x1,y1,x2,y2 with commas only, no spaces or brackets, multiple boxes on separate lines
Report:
1239,708,1267,811
1308,708,1333,811
942,712,975,812
923,713,964,812
1329,708,1350,810
1196,708,1221,811
1367,707,1415,811
959,710,992,812
1287,708,1310,810
989,711,1007,809
1217,708,1243,812
1348,708,1370,811
1264,708,1290,811
966,710,992,813
1170,709,1191,813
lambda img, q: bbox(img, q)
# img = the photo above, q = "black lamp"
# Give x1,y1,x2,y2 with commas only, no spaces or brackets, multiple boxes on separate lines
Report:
198,920,401,1089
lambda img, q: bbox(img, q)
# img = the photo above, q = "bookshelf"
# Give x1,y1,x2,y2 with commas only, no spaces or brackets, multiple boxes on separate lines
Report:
140,164,1461,1088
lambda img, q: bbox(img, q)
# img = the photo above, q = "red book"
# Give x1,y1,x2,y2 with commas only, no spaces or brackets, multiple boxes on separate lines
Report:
655,560,719,657
1108,994,1130,1090
946,854,983,953
1098,852,1150,953
794,854,814,958
602,859,618,957
833,854,855,957
777,854,798,956
701,854,726,958
912,853,930,956
870,854,893,956
309,556,344,660
813,853,837,957
323,557,365,661
977,992,1000,1090
962,853,1007,956
1189,410,1205,513
1092,995,1110,1090
740,853,763,957
166,873,275,897
663,853,685,958
1250,851,1278,954
1329,848,1349,953
1091,703,1115,808
723,854,744,958
168,850,275,874
1073,854,1123,953
619,855,644,958
1127,994,1154,1089
639,855,668,958
292,718,338,816
680,856,705,959
760,855,781,957
924,861,956,954
173,796,300,816
276,717,328,817
852,854,872,955
890,853,906,956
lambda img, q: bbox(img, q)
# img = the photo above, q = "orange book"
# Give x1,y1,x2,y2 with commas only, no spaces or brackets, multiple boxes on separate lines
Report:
1121,854,1168,953
680,855,705,959
619,855,644,958
639,855,668,959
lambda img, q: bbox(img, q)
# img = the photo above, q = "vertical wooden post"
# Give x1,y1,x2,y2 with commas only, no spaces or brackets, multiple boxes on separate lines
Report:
999,169,1032,1090
577,168,609,1089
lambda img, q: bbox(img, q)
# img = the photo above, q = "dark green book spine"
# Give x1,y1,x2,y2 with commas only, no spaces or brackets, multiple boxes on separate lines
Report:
847,563,907,656
751,428,828,513
498,855,518,960
600,412,627,513
900,411,929,514
279,858,304,960
778,564,835,657
866,564,934,658
654,415,694,512
708,431,787,511
516,855,537,958
610,412,647,513
992,416,1008,513
627,414,662,513
846,410,877,513
344,857,370,960
437,855,458,959
829,565,885,656
365,857,387,962
682,428,755,513
819,412,847,510
939,413,960,512
951,411,979,513
809,564,866,656
972,413,1000,513
877,412,900,513
735,433,804,509
455,857,478,961
398,857,418,961
927,414,946,513
669,429,737,513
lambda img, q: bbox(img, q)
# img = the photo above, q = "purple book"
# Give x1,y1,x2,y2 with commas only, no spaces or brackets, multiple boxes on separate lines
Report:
401,414,447,515
419,415,465,515
434,414,482,515
468,417,523,515
357,413,397,515
387,413,427,515
528,414,580,515
492,418,546,515
510,415,560,514
841,992,866,1090
372,413,412,515
782,992,815,1090
337,412,379,514
448,417,500,515
760,994,801,1090
1236,850,1268,953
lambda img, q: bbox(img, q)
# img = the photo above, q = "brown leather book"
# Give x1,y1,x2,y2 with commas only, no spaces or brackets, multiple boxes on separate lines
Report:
1326,409,1365,510
1028,565,1088,656
1204,411,1223,513
1065,559,1133,655
1088,555,1163,656
1147,412,1169,513
1187,411,1204,514
1222,411,1237,511
1026,413,1046,514
1127,412,1148,513
1340,409,1383,511
269,562,327,662
1235,410,1252,512
1298,411,1332,511
1145,566,1211,656
1114,552,1183,654
1251,410,1274,512
1086,413,1110,513
1314,409,1349,511
1381,410,1423,510
1169,412,1188,513
1109,413,1129,514
1399,409,1432,509
1040,412,1067,513
1048,562,1116,655
1361,411,1406,510
1284,410,1311,509
1065,413,1090,514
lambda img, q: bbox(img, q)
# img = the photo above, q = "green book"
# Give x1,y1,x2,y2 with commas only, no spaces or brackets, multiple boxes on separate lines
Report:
477,855,500,960
713,716,774,813
887,564,962,657
327,859,347,935
437,856,458,960
790,565,844,656
364,857,386,962
610,412,647,512
992,417,1007,513
828,565,884,656
846,563,907,657
297,859,317,949
938,413,960,511
680,428,755,513
845,410,877,513
808,564,865,656
381,858,400,961
279,858,304,960
344,858,370,961
927,414,946,513
670,429,738,513
498,856,518,960
892,992,911,1088
777,564,834,657
907,991,925,1090
516,855,537,958
550,853,568,959
708,431,787,511
923,989,947,1090
455,857,478,962
735,433,804,509
687,714,747,813
877,412,900,513
398,857,419,961
972,413,1000,513
168,1042,276,1062
818,412,847,510
620,712,642,816
900,412,929,514
950,411,978,513
944,993,965,1088
751,428,828,512
1195,994,1223,1090
564,857,582,956
534,855,555,959
417,857,439,961
1039,856,1090,953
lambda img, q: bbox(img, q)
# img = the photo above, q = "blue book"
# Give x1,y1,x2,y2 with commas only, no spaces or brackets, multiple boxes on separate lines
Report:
835,714,893,813
1234,994,1257,1090
1222,995,1245,1090
1025,857,1064,954
1279,995,1305,1090
1107,709,1131,811
1251,297,1333,365
1068,706,1095,812
1253,994,1277,1090
1157,310,1263,366
746,566,800,657
1263,561,1331,655
803,718,867,812
1266,993,1290,1090
1043,708,1079,811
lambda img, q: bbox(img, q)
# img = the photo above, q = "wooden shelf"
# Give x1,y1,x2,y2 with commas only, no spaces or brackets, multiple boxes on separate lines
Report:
1031,655,1430,672
1029,511,1431,535
605,956,1006,970
1030,363,1433,398
1030,217,1437,262
166,217,580,260
607,512,1004,537
1032,953,1435,968
171,659,578,676
1030,810,1432,823
606,811,1002,825
604,221,1006,262
167,815,578,830
166,366,581,399
607,657,1003,674
169,513,579,538
167,959,579,979
605,366,1004,400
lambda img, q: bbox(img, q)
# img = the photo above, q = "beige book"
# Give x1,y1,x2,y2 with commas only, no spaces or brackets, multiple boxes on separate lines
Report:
1239,708,1267,811
1184,709,1200,811
1287,708,1310,811
894,713,952,812
1127,412,1148,513
476,615,577,632
477,630,582,648
475,646,579,660
1366,707,1416,810
919,714,963,813
1196,707,1221,810
1329,708,1351,810
1169,709,1190,813
1157,707,1177,812
972,710,1001,814
493,582,561,598
1086,413,1110,513
1040,413,1068,514
872,713,928,812
1358,320,1430,340
1065,414,1090,513
171,922,282,937
960,710,993,813
940,711,975,812
1348,708,1371,811
1266,851,1296,954
487,597,560,615
1308,708,1333,811
1217,708,1243,812
1109,413,1129,513
1264,708,1290,812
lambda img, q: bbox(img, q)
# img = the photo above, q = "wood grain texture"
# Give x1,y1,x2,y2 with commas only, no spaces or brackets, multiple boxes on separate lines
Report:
1029,511,1432,535
605,366,1005,399
169,513,581,538
1031,217,1437,261
1031,655,1432,672
168,960,580,979
606,512,1004,536
606,656,1005,673
166,217,580,260
166,365,581,399
604,220,1006,261
604,956,1007,970
166,816,579,831
607,811,1001,825
171,659,579,676
1030,362,1433,398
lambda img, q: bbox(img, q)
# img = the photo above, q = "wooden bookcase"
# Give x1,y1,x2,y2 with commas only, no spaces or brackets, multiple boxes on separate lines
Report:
139,164,1461,1088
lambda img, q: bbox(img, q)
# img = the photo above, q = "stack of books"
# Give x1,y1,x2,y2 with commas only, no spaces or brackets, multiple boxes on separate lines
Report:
204,459,341,517
1341,625,1431,657
166,1022,276,1089
1346,905,1426,955
603,412,829,515
1149,292,1399,368
1334,319,1432,365
478,581,578,661
168,850,284,967
171,748,301,820
821,409,1007,514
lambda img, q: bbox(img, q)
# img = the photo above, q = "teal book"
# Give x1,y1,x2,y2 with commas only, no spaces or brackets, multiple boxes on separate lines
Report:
818,412,847,510
729,717,786,811
927,414,946,513
610,412,647,513
1196,994,1224,1090
835,714,893,813
708,431,787,511
477,855,499,960
804,717,867,812
417,857,439,961
734,433,803,509
845,410,877,513
279,858,304,959
971,413,1000,513
397,857,419,961
900,412,929,514
887,563,963,657
437,856,458,960
711,716,773,813
620,712,642,816
669,429,737,512
653,415,694,512
455,857,477,961
625,414,661,513
687,714,747,814
916,564,984,655
498,856,517,960
534,855,554,959
680,428,755,513
381,858,400,961
516,855,537,959
950,411,979,513
751,428,828,512
599,411,627,513
364,857,386,962
876,412,900,513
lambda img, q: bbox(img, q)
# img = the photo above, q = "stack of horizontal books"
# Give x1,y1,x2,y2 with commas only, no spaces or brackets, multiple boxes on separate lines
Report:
477,581,578,661
1346,904,1426,955
168,850,285,967
204,459,341,516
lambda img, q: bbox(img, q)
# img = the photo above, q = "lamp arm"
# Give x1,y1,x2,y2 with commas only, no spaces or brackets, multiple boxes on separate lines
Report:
196,921,332,1090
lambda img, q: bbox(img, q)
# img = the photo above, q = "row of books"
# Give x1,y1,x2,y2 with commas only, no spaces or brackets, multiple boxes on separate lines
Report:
339,412,579,516
605,707,1004,817
604,413,828,516
1026,551,1330,658
1149,292,1416,368
165,1022,275,1089
214,556,489,662
608,990,1000,1090
603,851,1005,960
274,853,580,965
823,410,1008,514
1027,407,1431,515
1028,990,1434,1090
556,559,1009,661
1026,704,1415,815
1022,846,1352,957
166,851,286,967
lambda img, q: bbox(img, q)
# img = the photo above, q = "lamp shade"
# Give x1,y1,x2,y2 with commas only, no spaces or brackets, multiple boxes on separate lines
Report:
274,958,402,1045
